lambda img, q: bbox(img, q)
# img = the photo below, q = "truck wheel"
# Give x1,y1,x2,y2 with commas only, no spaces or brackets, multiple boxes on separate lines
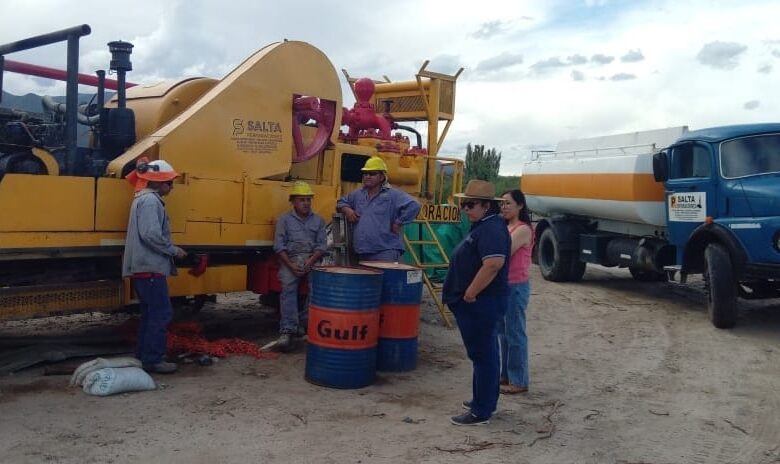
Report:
629,266,667,282
568,259,587,282
704,243,738,329
538,227,577,282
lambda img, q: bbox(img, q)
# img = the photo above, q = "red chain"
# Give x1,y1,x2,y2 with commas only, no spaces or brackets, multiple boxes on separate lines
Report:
121,319,279,360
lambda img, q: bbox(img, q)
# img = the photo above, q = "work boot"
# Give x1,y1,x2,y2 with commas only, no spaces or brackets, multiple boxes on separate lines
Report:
277,333,293,351
143,361,178,374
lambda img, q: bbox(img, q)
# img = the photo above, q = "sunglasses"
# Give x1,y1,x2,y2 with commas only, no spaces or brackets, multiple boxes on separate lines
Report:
362,172,381,177
461,200,478,209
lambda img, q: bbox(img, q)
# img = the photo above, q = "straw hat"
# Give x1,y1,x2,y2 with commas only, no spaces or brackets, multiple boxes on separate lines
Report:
453,180,503,201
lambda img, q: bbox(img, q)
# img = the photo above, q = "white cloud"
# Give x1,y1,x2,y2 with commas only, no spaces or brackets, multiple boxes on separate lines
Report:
476,52,524,72
696,41,748,69
591,54,615,65
621,49,644,62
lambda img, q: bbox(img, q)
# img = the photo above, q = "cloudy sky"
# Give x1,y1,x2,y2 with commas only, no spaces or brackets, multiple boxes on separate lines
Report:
2,0,779,174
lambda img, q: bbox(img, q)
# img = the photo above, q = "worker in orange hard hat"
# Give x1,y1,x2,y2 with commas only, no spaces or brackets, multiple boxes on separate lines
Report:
272,181,327,351
122,157,187,374
336,156,420,262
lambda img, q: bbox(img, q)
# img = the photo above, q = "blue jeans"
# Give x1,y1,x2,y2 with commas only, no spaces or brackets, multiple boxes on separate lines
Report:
358,249,401,262
278,255,309,334
449,294,508,419
498,282,530,387
133,277,173,365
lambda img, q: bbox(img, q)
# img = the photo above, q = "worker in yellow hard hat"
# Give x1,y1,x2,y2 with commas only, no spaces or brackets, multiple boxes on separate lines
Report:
272,181,327,351
336,156,421,262
122,157,187,374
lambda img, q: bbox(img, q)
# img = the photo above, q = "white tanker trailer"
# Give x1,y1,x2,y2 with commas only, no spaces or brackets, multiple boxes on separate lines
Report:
523,125,780,328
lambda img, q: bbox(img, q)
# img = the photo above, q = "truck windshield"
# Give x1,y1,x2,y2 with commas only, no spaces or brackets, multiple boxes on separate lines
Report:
720,133,780,178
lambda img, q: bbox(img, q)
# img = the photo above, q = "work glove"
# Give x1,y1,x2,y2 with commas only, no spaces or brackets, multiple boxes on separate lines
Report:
69,357,142,387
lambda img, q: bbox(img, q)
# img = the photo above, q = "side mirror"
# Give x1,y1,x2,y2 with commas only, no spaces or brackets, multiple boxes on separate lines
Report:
653,151,669,182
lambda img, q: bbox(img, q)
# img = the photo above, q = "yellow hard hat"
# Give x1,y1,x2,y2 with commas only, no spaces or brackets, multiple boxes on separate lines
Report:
289,181,315,197
361,156,388,172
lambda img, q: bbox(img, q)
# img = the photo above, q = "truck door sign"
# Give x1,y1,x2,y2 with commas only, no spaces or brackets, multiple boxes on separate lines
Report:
668,192,706,222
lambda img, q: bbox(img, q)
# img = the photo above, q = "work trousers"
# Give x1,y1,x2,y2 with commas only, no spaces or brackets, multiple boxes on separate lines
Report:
133,276,173,365
449,294,508,419
498,281,530,387
278,254,310,334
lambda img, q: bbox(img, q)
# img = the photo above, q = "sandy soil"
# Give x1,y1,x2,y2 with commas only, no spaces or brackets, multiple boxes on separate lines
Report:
1,265,779,464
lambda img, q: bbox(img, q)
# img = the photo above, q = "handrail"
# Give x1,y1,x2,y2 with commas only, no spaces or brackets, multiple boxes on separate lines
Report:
531,143,659,161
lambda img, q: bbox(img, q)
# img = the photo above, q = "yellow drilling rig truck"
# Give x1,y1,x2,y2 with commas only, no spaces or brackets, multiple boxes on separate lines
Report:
0,25,464,320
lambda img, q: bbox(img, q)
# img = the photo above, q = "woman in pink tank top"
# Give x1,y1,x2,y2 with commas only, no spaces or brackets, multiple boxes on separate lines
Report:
498,189,533,394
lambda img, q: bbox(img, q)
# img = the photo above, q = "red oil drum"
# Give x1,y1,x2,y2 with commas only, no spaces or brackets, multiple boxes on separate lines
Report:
360,262,423,372
305,266,383,388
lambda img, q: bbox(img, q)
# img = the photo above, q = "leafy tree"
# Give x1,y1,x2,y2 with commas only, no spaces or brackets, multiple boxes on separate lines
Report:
495,176,521,195
464,143,501,183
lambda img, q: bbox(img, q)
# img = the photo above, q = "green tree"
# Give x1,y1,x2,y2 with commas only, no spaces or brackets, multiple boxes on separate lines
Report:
464,143,501,183
494,176,521,195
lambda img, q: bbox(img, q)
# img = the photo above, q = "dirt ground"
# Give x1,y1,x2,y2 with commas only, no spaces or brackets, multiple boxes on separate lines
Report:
1,265,779,464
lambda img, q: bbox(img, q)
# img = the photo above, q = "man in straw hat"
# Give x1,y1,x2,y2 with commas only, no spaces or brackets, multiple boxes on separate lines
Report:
123,157,187,374
443,179,510,425
273,181,327,351
337,156,420,262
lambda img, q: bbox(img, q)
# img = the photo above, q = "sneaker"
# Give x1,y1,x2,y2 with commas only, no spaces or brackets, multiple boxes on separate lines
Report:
462,400,497,415
450,411,490,426
500,384,528,394
143,361,178,374
277,333,293,351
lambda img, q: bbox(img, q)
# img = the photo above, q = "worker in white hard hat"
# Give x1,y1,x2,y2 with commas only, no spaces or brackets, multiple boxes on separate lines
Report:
122,157,187,374
336,156,420,262
272,181,327,351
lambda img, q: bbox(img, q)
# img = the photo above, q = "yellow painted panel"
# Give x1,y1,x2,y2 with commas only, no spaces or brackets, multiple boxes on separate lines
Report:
163,183,188,233
167,265,248,297
184,178,242,223
96,178,134,231
245,181,337,227
175,221,223,245
0,174,94,232
96,177,187,233
220,222,276,245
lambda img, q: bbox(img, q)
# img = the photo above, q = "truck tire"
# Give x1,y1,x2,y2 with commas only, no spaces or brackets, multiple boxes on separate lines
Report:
538,227,579,282
568,258,587,282
704,243,738,329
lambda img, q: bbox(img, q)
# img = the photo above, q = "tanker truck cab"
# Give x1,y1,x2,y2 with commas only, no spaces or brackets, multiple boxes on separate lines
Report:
654,123,780,327
525,125,780,329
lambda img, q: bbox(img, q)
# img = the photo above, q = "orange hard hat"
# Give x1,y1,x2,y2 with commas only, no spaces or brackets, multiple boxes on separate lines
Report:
126,157,179,191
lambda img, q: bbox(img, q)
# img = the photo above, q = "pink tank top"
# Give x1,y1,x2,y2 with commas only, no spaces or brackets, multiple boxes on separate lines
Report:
507,222,533,283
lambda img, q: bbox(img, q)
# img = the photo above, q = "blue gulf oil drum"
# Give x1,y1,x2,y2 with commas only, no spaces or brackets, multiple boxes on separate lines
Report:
305,266,383,389
360,262,423,372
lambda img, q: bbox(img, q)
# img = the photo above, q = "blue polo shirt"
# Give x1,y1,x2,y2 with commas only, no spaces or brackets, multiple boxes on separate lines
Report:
442,214,510,304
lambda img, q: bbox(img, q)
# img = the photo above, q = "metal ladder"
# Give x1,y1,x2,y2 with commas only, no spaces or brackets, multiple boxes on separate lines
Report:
403,219,453,328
